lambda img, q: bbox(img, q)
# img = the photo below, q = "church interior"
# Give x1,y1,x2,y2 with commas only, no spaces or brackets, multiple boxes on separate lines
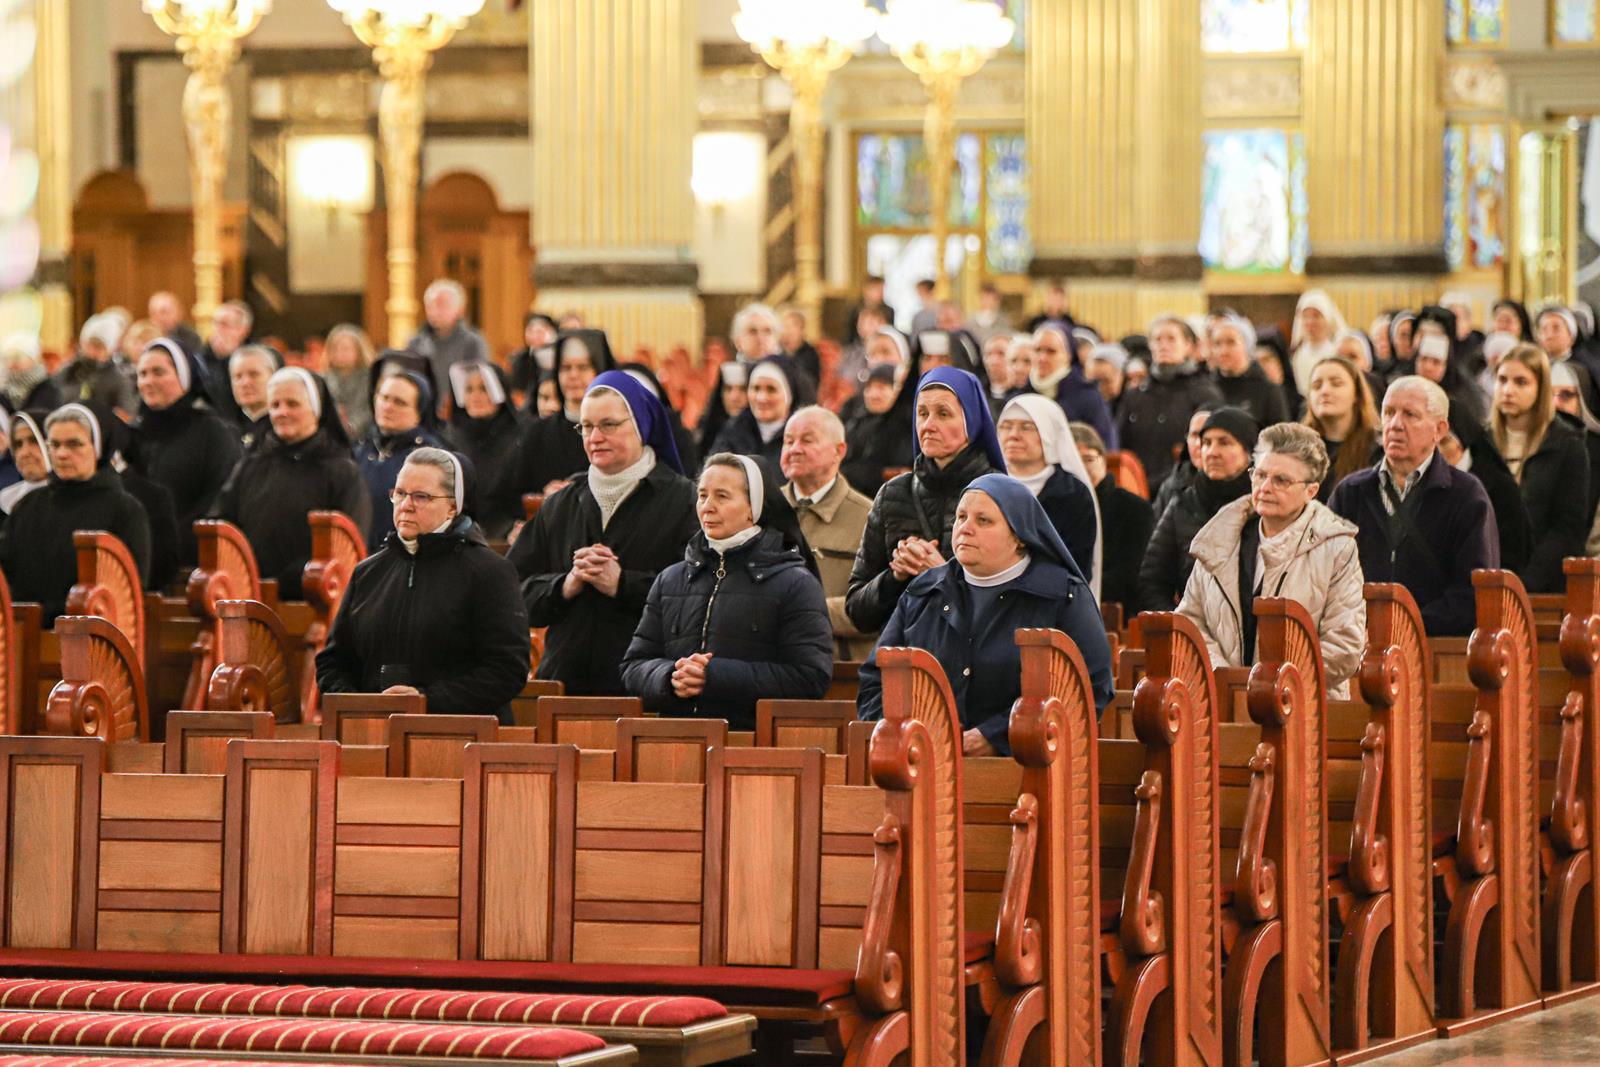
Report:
2,1,1600,1066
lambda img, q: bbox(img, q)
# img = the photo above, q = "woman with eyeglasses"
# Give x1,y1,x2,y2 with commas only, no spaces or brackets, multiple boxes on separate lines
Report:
317,447,529,722
1176,423,1366,697
507,371,699,695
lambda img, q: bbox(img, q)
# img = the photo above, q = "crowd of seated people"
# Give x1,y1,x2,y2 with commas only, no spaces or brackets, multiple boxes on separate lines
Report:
4,278,1600,745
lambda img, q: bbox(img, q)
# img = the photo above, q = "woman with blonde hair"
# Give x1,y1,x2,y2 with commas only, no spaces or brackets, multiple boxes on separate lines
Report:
324,324,375,440
1490,342,1588,592
1301,354,1380,501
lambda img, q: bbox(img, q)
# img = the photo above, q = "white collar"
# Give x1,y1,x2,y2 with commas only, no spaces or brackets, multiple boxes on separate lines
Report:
707,525,763,554
963,553,1030,588
794,476,837,506
1009,464,1053,496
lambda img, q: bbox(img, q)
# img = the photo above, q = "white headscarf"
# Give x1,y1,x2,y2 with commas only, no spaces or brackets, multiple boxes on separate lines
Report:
54,403,103,459
447,361,506,409
1291,289,1350,394
0,411,49,513
704,455,765,554
997,394,1103,600
748,362,792,441
269,367,323,419
143,337,191,393
1553,361,1600,434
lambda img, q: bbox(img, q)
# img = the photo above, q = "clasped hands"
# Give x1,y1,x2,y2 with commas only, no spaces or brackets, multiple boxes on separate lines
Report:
561,544,622,598
671,652,713,699
888,536,945,580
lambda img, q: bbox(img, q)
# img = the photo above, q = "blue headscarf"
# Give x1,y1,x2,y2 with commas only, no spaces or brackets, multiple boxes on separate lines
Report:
914,366,1005,470
586,370,685,474
962,473,1087,584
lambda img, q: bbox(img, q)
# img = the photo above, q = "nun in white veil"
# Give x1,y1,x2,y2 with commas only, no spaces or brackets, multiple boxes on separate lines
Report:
996,393,1104,600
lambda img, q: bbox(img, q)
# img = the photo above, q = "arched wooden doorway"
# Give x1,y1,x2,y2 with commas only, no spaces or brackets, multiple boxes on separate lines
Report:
71,171,245,331
363,171,534,357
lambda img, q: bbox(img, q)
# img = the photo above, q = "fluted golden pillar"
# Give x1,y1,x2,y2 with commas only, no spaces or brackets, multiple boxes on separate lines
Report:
1304,0,1444,326
34,0,72,353
1025,0,1203,336
531,0,701,357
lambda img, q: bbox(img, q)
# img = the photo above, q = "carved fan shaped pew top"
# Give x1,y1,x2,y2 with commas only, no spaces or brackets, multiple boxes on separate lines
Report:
187,520,261,622
44,615,149,742
64,531,144,651
208,599,300,724
302,511,366,616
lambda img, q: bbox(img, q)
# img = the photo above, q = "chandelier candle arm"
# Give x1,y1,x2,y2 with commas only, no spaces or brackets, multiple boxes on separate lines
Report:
734,0,878,341
877,0,1013,299
327,0,485,346
142,0,271,328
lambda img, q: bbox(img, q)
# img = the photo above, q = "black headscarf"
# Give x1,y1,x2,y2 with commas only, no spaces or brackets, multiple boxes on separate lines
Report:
1492,299,1534,342
370,352,445,439
912,329,988,391
556,329,617,376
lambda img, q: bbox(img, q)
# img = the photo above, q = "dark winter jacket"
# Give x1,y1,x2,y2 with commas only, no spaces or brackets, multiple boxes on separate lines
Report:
197,344,244,425
839,393,914,499
508,463,699,695
0,469,151,623
1035,468,1098,587
857,555,1114,753
845,444,997,634
128,398,242,565
316,517,530,722
620,527,833,730
1116,367,1224,491
449,404,528,539
1137,470,1251,613
1328,452,1500,636
1213,362,1291,427
54,358,136,416
1512,417,1590,593
355,427,447,551
518,411,590,495
213,429,371,599
707,410,784,466
1096,474,1156,612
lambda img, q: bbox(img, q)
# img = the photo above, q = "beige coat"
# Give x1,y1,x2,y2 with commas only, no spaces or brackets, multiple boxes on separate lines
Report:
1177,495,1366,697
783,476,878,661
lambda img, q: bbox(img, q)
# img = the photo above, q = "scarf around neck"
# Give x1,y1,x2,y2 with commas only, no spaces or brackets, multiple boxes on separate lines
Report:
1011,464,1053,496
707,525,763,554
588,446,657,530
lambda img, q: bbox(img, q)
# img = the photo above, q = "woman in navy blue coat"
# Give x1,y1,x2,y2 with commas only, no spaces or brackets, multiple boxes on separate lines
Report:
620,452,833,729
857,473,1114,755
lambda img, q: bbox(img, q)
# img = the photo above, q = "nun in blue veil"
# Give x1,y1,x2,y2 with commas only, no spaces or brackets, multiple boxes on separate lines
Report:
857,473,1114,756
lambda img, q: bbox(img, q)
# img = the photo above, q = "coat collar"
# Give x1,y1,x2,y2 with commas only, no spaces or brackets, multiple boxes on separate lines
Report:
782,474,849,524
1188,495,1357,574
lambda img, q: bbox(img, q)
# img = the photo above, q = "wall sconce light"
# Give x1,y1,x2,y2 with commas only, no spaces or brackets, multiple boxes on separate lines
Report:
691,132,761,212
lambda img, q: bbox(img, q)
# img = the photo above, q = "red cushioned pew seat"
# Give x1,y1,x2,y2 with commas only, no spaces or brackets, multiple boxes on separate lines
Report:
0,1059,387,1067
0,1012,629,1067
0,981,752,1067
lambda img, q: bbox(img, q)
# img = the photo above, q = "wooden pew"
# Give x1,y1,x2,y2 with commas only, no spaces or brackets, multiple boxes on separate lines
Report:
536,696,645,748
183,519,262,710
301,510,367,720
755,698,856,752
1544,557,1600,1003
1330,583,1437,1058
0,568,16,734
386,713,500,777
44,616,149,742
65,530,146,652
1433,570,1543,1033
320,691,427,744
207,598,301,723
164,709,275,773
512,678,565,727
613,717,727,783
1105,612,1225,1067
826,661,861,702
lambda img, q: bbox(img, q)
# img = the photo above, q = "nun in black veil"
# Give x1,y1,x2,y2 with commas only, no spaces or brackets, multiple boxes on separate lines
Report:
518,329,616,494
447,361,526,539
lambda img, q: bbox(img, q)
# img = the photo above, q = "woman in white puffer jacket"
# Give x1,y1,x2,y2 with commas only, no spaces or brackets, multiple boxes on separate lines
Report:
1178,421,1366,698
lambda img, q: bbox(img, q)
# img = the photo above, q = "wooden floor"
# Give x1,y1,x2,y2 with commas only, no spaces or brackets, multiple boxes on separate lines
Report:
1384,998,1600,1065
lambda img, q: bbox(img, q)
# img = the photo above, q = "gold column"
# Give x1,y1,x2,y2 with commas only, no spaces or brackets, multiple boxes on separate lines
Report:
1026,0,1202,337
34,0,71,352
375,44,428,346
1304,0,1444,317
530,0,700,357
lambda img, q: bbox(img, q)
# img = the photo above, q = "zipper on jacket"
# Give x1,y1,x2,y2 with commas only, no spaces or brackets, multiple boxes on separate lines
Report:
690,554,729,717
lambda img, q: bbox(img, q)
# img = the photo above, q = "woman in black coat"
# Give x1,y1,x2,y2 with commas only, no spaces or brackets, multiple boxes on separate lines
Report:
447,362,525,539
317,448,530,722
621,452,832,729
509,371,700,696
127,339,242,566
214,367,370,598
840,330,916,497
846,366,1004,634
1441,403,1530,576
707,356,801,467
1487,344,1589,593
518,329,614,495
857,473,1113,755
0,404,151,623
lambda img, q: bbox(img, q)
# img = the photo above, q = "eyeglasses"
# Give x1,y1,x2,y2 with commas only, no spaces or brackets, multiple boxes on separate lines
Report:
576,417,634,438
1249,468,1314,491
390,489,449,507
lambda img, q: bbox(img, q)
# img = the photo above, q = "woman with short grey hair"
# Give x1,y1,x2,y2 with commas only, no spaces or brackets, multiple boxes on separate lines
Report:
1177,421,1367,697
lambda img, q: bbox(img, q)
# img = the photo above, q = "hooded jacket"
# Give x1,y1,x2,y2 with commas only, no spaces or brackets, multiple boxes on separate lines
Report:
856,473,1114,753
1177,495,1365,697
620,526,833,729
316,516,529,722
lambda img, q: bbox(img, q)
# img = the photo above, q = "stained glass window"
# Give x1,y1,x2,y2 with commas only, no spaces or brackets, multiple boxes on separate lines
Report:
1199,128,1308,274
1201,0,1305,53
984,134,1029,274
1553,0,1599,43
1446,0,1504,45
1444,123,1507,271
866,0,1024,53
856,132,983,229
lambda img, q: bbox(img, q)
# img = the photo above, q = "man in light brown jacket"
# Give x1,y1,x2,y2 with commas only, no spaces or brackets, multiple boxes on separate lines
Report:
780,406,878,661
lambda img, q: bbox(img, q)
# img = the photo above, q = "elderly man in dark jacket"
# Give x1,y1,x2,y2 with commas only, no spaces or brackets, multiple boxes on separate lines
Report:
1330,375,1499,636
510,371,699,695
406,279,490,398
1138,407,1258,612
